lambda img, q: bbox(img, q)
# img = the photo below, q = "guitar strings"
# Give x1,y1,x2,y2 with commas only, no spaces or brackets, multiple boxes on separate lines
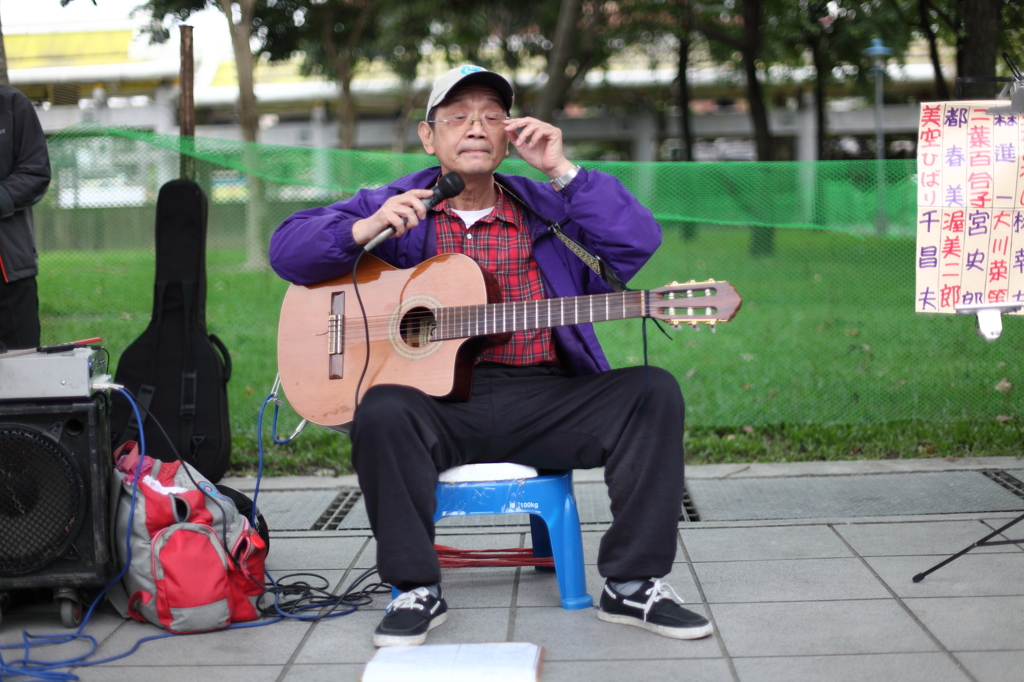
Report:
332,297,689,338
335,302,655,341
331,291,653,335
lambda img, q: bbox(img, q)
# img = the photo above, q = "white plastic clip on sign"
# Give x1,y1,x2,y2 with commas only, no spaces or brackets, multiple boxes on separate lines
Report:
955,303,1022,341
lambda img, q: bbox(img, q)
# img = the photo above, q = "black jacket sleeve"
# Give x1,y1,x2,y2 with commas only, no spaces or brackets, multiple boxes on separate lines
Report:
0,87,50,219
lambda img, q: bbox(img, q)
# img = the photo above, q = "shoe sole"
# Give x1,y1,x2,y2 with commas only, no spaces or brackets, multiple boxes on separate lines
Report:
597,610,714,640
373,612,449,647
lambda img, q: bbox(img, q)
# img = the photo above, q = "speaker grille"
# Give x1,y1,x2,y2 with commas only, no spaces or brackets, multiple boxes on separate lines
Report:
0,425,86,575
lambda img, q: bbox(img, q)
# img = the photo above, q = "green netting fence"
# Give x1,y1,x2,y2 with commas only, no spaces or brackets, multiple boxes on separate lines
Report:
33,123,1022,436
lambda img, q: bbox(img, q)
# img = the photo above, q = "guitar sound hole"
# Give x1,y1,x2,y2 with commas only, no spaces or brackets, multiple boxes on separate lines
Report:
399,307,437,348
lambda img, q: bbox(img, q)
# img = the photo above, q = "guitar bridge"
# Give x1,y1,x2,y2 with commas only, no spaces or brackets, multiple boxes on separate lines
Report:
329,292,344,379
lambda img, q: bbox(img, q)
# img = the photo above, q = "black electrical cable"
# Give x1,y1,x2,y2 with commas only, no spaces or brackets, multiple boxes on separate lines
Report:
254,567,391,621
350,248,372,417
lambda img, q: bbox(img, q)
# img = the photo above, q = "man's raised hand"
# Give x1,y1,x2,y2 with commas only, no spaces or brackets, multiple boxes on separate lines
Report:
504,117,575,181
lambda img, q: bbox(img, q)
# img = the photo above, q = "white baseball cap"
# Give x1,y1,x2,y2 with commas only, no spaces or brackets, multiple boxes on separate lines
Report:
426,65,514,116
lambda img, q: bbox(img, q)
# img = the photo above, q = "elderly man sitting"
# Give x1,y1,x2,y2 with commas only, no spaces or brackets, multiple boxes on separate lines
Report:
269,65,712,647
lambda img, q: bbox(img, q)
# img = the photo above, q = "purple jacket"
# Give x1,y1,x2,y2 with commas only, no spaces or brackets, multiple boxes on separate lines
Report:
268,166,661,376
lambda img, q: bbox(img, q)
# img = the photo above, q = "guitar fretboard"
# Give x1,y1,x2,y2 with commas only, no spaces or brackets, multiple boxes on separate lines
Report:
432,290,648,341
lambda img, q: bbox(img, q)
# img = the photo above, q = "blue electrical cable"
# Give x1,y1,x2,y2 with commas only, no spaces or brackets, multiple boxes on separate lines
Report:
251,381,304,528
0,387,158,681
253,390,383,622
1,384,377,680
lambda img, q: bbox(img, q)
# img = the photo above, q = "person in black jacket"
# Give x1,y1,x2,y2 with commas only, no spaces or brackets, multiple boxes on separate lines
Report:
0,85,51,351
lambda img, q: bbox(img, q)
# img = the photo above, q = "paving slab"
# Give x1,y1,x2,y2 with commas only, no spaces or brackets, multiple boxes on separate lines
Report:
711,600,940,657
292,606,515,666
542,658,732,682
439,566,519,609
92,617,312,667
833,519,1024,557
904,596,1024,652
267,536,370,571
68,665,286,682
281,663,371,682
956,651,1024,682
684,457,1024,479
289,609,385,664
689,472,1024,521
679,524,854,562
730,653,969,682
693,557,893,603
863,553,1024,598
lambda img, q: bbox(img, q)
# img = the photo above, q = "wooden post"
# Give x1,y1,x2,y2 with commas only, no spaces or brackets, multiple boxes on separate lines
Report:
179,25,195,180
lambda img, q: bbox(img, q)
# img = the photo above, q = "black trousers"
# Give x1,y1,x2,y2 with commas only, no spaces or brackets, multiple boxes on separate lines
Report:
0,275,40,351
350,363,686,591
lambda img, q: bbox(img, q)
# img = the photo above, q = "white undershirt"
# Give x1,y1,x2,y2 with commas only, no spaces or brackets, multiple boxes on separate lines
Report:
452,207,494,230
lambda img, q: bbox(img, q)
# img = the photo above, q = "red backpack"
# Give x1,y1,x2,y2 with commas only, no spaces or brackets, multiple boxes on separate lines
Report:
107,441,267,633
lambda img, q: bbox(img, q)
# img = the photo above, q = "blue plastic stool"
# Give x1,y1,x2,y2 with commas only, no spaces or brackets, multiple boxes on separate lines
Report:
390,466,593,610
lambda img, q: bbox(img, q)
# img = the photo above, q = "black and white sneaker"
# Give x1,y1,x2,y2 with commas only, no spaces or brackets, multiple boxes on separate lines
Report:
598,579,713,640
373,586,448,647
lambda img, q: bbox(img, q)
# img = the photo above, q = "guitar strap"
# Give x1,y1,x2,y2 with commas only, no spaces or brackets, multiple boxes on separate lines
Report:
497,178,666,408
495,179,628,293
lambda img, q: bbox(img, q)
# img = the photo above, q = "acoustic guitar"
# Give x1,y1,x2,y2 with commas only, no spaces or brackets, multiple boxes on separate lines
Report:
277,253,742,427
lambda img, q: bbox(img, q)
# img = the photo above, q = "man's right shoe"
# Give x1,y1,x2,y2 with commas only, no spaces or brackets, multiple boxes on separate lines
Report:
373,586,448,647
598,579,713,640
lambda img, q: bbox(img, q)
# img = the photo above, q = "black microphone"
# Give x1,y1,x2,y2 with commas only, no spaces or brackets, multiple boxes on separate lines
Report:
364,172,466,251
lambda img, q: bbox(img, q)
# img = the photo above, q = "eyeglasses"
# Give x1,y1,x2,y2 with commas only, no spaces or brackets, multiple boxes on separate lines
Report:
427,112,509,131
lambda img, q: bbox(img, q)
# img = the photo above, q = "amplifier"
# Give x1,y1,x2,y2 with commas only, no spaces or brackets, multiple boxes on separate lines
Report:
0,348,110,402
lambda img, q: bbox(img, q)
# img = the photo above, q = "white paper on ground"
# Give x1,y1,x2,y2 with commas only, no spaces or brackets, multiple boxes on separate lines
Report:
361,642,543,682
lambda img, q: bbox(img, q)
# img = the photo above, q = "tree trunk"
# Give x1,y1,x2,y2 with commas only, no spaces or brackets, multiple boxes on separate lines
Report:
809,38,827,159
337,76,357,149
960,0,1002,99
534,0,582,122
325,0,374,149
919,0,949,100
693,0,771,159
693,0,772,251
0,10,9,86
392,90,416,153
740,0,772,161
215,0,266,269
216,0,259,143
676,0,694,162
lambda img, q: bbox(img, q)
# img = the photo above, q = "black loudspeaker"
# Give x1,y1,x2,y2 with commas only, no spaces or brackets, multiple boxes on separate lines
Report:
0,396,113,627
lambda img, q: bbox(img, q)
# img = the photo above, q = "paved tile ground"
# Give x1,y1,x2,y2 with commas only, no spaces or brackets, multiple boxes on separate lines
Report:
1,457,1022,682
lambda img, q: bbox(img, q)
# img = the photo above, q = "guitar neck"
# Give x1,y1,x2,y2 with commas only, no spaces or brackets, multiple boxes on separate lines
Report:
432,290,649,341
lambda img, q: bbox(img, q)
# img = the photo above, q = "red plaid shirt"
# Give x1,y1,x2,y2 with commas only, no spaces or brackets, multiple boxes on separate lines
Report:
433,183,559,367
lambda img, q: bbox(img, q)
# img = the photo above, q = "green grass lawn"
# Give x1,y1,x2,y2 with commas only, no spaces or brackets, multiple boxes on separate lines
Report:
36,226,1023,476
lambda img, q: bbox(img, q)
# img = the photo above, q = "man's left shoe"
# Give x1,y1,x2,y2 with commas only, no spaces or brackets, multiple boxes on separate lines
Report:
598,579,713,640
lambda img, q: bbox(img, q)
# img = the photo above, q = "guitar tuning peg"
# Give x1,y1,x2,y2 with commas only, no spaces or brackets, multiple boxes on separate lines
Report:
671,323,682,330
710,323,717,334
690,322,700,331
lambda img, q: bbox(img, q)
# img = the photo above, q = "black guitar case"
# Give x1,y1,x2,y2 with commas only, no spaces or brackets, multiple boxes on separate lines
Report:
110,179,232,482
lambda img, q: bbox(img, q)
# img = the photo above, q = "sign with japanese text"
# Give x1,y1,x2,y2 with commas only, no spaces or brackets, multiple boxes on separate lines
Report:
915,101,1024,315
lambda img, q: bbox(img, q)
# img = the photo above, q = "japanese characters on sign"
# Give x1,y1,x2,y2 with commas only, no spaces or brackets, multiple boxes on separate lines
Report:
916,101,1024,315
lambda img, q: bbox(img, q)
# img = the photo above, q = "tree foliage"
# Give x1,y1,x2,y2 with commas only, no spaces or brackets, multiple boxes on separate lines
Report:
51,0,1024,161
